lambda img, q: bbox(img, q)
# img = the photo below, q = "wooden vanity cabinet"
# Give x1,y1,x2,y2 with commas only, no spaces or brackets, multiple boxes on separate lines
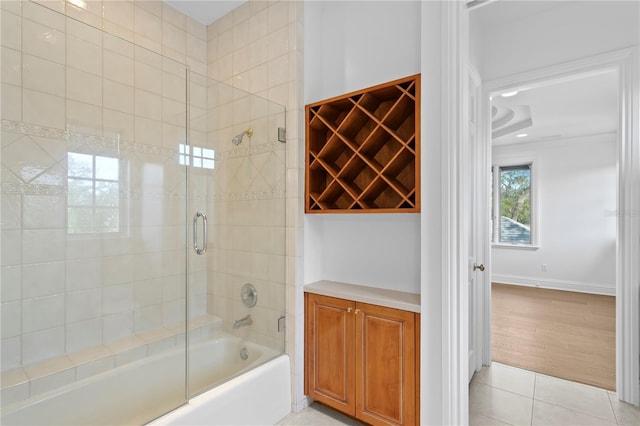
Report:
304,293,419,426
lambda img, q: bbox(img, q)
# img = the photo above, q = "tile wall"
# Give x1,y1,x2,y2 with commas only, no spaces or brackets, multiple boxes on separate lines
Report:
1,0,305,412
0,0,208,398
205,84,287,350
205,0,306,411
2,1,206,370
2,1,206,371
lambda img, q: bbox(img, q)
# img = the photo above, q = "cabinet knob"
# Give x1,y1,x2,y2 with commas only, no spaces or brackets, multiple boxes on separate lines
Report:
355,309,360,315
347,307,352,313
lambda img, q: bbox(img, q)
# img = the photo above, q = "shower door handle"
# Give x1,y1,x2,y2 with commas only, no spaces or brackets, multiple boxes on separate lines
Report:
193,211,208,255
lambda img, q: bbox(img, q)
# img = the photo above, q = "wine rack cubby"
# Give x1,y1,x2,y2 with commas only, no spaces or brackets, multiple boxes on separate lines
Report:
305,74,421,213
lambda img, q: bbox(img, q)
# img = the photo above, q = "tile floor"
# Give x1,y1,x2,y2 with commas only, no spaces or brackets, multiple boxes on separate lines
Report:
279,363,640,425
469,362,638,425
277,402,365,426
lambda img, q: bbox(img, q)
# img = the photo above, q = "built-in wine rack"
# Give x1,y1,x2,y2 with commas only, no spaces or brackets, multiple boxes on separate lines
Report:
305,74,420,213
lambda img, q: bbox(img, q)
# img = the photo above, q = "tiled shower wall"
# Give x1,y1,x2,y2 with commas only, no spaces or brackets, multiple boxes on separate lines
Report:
205,80,287,350
1,0,305,411
0,0,209,370
205,1,306,411
207,1,304,374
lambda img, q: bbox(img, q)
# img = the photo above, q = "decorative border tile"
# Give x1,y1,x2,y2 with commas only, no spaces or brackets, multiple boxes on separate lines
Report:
1,120,67,141
213,190,286,201
1,120,287,200
217,140,286,161
0,183,66,196
2,120,285,160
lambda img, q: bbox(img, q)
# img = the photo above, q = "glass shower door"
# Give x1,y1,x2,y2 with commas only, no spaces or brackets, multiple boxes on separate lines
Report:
0,4,190,424
185,72,287,397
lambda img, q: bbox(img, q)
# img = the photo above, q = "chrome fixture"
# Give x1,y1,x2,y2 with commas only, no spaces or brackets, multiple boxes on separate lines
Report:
192,211,208,255
241,283,258,308
239,347,249,361
277,315,286,333
233,314,253,329
231,128,253,146
278,127,286,143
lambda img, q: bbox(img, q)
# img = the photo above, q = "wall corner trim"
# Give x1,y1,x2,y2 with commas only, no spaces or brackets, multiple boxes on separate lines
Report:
491,274,615,296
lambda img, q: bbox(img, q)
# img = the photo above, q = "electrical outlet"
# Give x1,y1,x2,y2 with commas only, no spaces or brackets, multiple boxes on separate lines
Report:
541,264,548,272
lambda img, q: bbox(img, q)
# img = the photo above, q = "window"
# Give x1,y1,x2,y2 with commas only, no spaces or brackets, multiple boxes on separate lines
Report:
492,163,536,246
178,144,215,169
67,152,122,234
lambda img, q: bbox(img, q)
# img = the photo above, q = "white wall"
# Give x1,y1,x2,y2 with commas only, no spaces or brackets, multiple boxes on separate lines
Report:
419,2,447,422
492,134,617,295
311,214,420,291
473,1,639,81
303,1,422,294
304,1,421,103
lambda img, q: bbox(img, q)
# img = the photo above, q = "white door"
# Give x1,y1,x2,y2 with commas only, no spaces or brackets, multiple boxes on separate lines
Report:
468,71,484,382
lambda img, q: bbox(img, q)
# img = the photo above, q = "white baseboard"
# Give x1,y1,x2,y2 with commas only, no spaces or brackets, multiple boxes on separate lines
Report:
491,273,615,296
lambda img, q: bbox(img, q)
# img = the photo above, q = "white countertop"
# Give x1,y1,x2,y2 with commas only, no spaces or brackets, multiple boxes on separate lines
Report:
304,280,420,313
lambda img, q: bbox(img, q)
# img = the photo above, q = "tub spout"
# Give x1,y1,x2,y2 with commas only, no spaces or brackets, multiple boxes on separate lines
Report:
233,314,252,329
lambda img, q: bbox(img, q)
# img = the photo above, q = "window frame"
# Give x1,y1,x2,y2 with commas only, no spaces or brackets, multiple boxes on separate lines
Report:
491,159,539,250
67,152,130,236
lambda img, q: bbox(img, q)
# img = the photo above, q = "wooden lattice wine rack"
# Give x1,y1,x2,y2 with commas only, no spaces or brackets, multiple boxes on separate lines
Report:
305,74,420,213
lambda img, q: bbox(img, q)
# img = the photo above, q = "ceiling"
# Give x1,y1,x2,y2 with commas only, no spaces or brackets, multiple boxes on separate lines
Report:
471,0,619,146
164,0,246,25
166,0,619,147
470,0,562,33
491,72,618,146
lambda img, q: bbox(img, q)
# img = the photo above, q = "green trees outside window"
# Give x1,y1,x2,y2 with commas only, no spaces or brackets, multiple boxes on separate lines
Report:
492,164,532,244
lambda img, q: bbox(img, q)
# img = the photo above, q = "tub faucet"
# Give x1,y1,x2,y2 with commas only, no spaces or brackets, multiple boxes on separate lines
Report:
233,314,253,329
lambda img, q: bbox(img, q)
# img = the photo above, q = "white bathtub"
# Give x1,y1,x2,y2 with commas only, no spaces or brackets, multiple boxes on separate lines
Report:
1,334,291,426
152,355,291,426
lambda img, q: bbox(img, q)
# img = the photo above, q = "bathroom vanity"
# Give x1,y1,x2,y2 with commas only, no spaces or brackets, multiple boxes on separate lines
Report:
304,281,420,426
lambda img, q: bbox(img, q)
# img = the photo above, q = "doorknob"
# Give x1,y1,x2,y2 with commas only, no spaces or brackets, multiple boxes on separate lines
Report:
473,263,485,272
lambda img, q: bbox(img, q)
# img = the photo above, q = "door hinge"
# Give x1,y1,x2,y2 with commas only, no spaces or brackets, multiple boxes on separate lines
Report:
278,127,286,143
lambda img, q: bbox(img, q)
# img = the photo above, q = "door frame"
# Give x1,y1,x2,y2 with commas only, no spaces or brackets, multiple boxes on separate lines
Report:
426,1,470,424
478,48,640,405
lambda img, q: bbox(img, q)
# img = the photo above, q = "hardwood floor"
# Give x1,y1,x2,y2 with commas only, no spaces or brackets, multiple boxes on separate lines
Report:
492,283,616,390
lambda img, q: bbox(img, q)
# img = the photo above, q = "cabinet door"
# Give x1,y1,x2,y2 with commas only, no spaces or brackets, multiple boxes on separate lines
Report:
305,293,356,415
356,302,416,426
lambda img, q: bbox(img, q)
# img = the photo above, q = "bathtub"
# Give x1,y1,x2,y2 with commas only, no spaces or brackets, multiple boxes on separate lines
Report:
152,355,291,426
1,333,291,426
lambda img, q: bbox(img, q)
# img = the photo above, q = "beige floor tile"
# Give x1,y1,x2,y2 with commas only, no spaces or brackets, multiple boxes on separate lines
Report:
608,392,640,426
286,366,633,426
469,413,512,426
532,400,617,426
473,362,536,398
534,374,616,423
470,381,533,426
277,403,364,426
